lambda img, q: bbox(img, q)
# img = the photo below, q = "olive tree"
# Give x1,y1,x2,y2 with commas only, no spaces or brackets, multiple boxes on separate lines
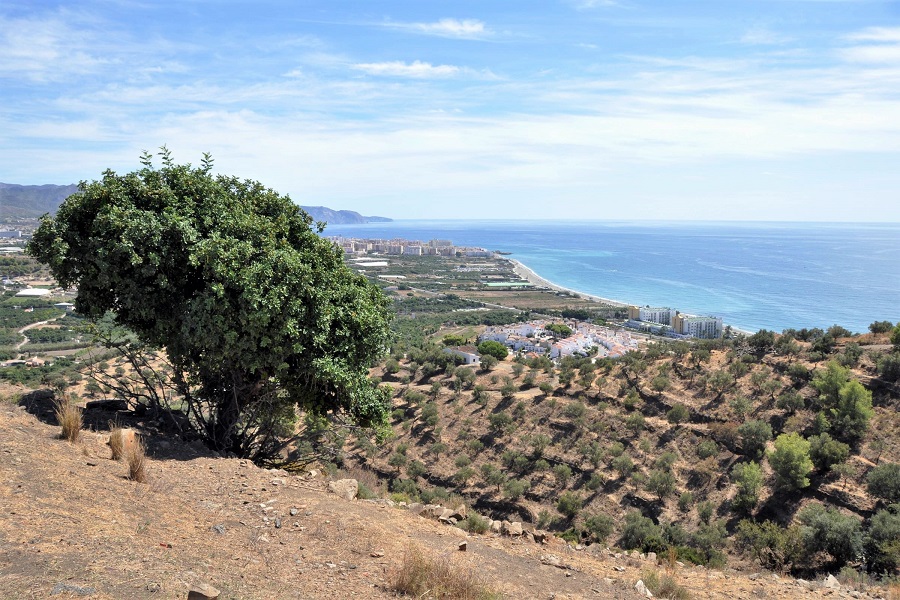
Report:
28,152,392,460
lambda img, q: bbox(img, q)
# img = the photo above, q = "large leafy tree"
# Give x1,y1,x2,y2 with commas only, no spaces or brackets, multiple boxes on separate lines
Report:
28,151,392,458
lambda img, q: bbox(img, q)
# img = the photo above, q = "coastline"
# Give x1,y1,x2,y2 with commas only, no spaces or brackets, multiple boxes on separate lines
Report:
508,258,629,308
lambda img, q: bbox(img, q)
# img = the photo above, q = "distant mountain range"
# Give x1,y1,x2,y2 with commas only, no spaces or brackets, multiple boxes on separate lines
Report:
0,183,391,224
0,183,79,218
299,205,391,224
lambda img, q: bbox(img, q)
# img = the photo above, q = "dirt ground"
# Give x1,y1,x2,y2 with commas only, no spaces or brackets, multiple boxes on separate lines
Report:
0,396,894,600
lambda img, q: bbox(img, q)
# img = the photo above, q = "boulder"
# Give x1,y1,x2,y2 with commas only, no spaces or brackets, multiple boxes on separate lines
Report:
449,505,467,520
187,583,221,600
634,580,653,598
501,521,523,536
646,552,657,563
490,520,502,533
438,509,457,524
327,479,358,501
822,574,840,590
407,502,425,515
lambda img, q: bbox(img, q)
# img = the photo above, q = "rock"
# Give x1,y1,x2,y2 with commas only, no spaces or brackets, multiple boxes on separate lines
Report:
458,541,467,551
187,583,220,600
275,518,282,529
85,399,128,411
370,550,385,558
635,580,653,598
508,521,523,536
51,583,96,596
490,520,502,533
438,508,456,523
823,574,841,590
210,524,225,535
646,552,657,563
540,554,562,567
449,505,467,520
407,502,424,515
614,566,625,572
270,478,285,486
289,508,299,516
327,479,358,501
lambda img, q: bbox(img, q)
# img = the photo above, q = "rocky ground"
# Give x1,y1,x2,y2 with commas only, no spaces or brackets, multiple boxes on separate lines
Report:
0,396,896,600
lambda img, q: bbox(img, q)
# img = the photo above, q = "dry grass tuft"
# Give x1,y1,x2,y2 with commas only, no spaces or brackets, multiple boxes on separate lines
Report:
53,397,82,443
125,437,148,483
391,544,502,600
108,423,126,460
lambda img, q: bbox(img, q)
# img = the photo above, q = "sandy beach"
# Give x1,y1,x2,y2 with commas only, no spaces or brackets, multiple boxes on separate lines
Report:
508,258,629,308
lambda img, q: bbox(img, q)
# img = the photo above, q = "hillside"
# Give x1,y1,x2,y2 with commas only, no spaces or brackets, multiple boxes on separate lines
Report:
0,183,78,219
2,394,887,599
300,205,392,224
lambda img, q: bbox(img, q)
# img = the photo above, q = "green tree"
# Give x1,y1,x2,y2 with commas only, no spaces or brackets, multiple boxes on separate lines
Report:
503,478,530,500
869,320,895,334
545,323,573,338
27,153,392,460
866,504,900,573
582,513,614,544
808,433,850,472
666,403,690,425
812,361,851,409
557,492,583,519
731,461,763,513
479,354,499,372
646,469,676,500
867,463,900,504
477,340,509,360
830,380,873,441
737,419,772,460
769,433,814,491
798,503,863,567
890,323,900,350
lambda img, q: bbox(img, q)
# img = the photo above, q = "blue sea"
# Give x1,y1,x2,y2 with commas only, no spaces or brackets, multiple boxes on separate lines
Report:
321,220,900,333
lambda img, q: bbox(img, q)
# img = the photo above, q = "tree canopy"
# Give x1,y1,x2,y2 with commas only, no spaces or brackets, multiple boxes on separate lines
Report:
28,152,393,458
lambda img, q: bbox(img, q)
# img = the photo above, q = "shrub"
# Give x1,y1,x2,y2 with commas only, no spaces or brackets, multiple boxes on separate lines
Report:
391,544,501,600
666,403,689,424
125,438,148,483
563,401,586,419
808,433,850,472
407,460,427,479
769,432,813,491
697,500,715,525
625,412,645,433
611,454,634,478
53,396,82,443
878,353,900,382
678,492,694,513
582,513,614,544
454,466,476,485
646,470,676,501
776,389,805,413
737,419,772,459
867,463,900,504
798,503,863,567
866,504,900,573
730,461,763,513
830,380,873,441
735,519,804,571
488,411,514,435
557,492,582,519
553,463,573,486
620,510,661,551
697,439,718,459
455,455,472,468
461,513,491,534
479,354,498,371
870,320,895,334
108,424,127,460
502,478,530,501
587,472,605,491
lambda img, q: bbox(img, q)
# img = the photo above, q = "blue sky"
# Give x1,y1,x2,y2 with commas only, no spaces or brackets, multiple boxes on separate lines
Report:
2,1,900,221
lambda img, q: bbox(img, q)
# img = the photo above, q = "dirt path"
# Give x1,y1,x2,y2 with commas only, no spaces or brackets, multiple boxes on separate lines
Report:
14,314,63,358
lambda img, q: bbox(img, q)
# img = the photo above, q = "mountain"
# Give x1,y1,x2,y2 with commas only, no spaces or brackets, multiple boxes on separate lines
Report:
300,205,392,224
0,184,391,223
0,183,78,218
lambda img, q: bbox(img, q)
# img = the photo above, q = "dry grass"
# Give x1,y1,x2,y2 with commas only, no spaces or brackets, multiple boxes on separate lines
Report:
125,437,148,483
108,423,126,460
391,544,502,600
53,396,82,443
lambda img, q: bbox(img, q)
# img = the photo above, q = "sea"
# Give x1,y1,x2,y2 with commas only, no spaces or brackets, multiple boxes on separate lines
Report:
321,220,900,334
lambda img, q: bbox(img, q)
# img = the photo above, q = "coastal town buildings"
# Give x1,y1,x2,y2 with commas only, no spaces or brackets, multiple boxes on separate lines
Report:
479,319,638,361
672,314,723,339
627,305,675,326
627,304,724,339
327,236,493,259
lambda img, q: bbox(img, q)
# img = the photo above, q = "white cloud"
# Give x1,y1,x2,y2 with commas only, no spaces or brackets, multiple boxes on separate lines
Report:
405,18,490,39
568,0,619,10
845,26,900,43
840,26,900,64
351,60,461,78
741,27,792,45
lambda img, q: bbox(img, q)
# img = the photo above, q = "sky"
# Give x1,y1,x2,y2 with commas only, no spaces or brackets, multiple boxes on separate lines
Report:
2,1,900,221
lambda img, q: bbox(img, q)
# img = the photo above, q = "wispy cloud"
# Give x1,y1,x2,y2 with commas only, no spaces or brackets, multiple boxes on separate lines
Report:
840,26,900,64
741,27,792,45
846,27,900,43
567,0,619,10
387,18,491,40
351,60,461,78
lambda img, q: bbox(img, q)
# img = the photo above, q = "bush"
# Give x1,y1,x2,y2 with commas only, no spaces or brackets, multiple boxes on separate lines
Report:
407,460,427,479
798,503,863,567
582,513,614,544
646,470,676,500
735,519,804,571
53,396,82,443
557,492,583,519
502,478,530,500
666,403,690,424
125,438,148,483
870,320,895,334
108,424,127,460
488,411,514,435
867,463,900,504
477,340,508,361
738,419,772,459
391,544,501,600
808,433,850,472
553,463,573,486
611,453,634,478
730,461,763,513
830,380,874,441
620,510,662,551
769,432,813,491
479,354,498,371
878,353,900,382
866,504,900,573
461,513,491,534
697,439,719,459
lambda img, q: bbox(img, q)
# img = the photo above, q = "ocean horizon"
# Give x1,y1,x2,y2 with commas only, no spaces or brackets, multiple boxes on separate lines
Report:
322,219,900,334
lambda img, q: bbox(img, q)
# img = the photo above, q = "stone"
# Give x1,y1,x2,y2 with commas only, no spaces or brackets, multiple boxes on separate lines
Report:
507,521,523,536
270,478,285,486
540,554,562,567
290,508,299,516
51,583,96,596
275,518,282,529
327,479,358,501
438,508,456,523
210,524,225,535
635,580,653,598
449,505,467,520
187,583,220,600
823,574,841,590
370,550,385,557
407,502,424,515
458,541,467,551
490,520,502,533
646,552,657,563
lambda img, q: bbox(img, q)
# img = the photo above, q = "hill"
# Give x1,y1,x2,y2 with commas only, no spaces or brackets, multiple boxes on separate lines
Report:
1,394,880,599
0,183,78,218
0,183,391,224
300,205,392,224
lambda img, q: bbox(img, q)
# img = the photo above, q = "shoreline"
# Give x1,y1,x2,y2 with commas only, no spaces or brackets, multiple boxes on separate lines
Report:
508,259,629,308
507,257,755,335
